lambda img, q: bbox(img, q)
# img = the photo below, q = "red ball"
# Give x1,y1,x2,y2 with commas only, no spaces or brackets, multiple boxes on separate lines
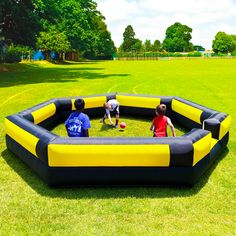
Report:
120,122,126,129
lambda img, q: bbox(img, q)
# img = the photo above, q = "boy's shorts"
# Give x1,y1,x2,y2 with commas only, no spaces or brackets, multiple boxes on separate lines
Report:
107,106,119,116
112,106,119,115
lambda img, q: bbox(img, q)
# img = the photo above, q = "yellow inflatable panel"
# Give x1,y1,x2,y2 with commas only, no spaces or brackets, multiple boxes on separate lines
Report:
219,115,231,140
83,96,107,109
31,103,56,124
48,144,170,167
210,138,218,150
193,133,211,166
71,98,76,110
116,95,160,109
4,118,39,157
172,99,202,124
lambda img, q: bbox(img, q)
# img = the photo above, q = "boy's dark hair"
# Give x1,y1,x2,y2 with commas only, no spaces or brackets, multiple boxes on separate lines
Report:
156,104,166,115
74,98,85,111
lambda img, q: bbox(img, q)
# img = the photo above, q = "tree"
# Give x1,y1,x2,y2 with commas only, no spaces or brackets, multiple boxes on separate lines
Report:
33,0,115,58
82,2,115,58
0,0,115,59
36,27,71,59
120,25,136,52
231,35,236,52
162,22,193,52
0,0,40,46
212,32,236,53
193,45,205,51
143,39,152,52
152,39,161,52
131,39,142,52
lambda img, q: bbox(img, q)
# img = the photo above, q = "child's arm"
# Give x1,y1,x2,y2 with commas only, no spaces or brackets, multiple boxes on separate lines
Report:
150,120,155,131
100,113,107,123
167,117,176,137
107,113,115,126
84,129,89,137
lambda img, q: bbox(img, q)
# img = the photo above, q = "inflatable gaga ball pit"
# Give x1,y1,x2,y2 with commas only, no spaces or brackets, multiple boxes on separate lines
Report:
5,93,231,187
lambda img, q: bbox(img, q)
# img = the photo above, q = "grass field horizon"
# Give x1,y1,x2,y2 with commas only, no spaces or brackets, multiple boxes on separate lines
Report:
0,59,235,235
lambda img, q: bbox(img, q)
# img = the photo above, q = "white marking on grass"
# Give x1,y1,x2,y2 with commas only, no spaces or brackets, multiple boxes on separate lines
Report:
107,84,118,93
132,83,144,94
0,88,33,107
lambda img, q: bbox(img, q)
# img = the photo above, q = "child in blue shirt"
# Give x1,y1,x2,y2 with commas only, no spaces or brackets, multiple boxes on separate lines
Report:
65,98,91,137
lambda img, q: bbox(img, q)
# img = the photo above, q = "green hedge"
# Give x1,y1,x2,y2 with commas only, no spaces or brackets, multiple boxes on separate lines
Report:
115,52,202,58
4,45,21,63
2,45,33,63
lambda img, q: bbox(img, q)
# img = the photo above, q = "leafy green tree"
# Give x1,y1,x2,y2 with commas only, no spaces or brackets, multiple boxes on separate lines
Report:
143,39,152,52
212,32,236,53
0,0,115,59
193,45,205,51
82,2,115,58
0,0,40,46
152,39,161,51
120,25,136,52
3,44,21,63
131,39,143,52
36,27,71,59
162,22,193,52
93,28,115,58
33,0,115,58
231,35,236,53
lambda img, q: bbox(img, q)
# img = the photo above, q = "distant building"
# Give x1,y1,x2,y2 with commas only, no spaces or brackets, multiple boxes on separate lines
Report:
202,50,214,57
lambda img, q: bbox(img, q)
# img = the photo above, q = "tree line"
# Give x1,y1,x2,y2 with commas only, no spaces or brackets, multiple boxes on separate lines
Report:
119,23,198,53
1,1,236,63
119,23,236,55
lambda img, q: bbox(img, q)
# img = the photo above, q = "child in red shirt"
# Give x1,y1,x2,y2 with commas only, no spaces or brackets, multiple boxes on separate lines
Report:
150,104,176,137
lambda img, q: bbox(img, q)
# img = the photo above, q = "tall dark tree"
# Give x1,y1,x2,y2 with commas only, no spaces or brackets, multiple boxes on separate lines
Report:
143,39,152,52
152,39,161,51
162,22,193,52
120,25,136,52
0,0,40,46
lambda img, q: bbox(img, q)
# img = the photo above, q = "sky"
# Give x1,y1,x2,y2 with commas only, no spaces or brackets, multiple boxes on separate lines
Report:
95,0,236,50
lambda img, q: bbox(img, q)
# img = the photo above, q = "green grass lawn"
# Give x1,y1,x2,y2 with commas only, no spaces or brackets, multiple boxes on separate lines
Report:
52,116,186,138
0,59,236,235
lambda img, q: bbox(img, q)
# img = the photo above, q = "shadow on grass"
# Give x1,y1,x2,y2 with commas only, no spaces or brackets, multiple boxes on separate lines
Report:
0,62,130,87
173,123,188,133
1,147,229,199
50,60,105,65
99,123,116,131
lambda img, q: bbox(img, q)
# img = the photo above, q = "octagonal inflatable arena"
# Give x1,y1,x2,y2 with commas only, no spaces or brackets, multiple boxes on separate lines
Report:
5,93,231,187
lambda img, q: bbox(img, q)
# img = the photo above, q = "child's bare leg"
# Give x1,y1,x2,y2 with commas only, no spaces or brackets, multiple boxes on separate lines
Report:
115,113,119,127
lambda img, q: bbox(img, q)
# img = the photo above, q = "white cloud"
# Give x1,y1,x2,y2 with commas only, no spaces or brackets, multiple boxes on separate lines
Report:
95,0,236,49
97,0,141,21
138,0,236,14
